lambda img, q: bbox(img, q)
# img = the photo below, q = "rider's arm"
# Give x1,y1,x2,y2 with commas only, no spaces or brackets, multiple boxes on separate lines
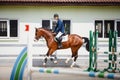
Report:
53,26,57,33
55,20,62,32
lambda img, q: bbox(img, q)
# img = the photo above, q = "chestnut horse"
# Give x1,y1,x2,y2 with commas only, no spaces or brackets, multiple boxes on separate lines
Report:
34,28,89,67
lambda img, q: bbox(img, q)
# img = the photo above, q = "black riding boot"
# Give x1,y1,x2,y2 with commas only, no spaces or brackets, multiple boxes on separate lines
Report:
58,40,62,48
56,37,62,48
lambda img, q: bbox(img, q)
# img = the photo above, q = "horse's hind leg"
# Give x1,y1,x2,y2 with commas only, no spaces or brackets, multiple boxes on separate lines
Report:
70,46,79,68
70,53,78,68
65,49,77,64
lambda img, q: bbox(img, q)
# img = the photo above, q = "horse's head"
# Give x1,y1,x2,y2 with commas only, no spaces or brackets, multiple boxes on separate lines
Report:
34,28,42,41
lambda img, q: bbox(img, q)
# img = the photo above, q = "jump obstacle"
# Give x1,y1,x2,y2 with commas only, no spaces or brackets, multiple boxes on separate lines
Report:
87,30,120,73
10,46,120,80
27,27,120,80
10,25,120,80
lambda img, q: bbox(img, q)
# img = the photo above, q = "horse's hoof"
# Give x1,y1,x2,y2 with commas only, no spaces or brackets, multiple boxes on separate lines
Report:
70,62,75,68
54,61,58,64
65,61,68,64
70,65,73,68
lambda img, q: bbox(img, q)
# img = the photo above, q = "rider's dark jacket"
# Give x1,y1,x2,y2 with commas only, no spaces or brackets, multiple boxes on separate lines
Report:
54,19,65,34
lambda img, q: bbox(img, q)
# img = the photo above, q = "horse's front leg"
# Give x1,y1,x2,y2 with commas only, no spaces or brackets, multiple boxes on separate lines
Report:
43,50,50,66
53,51,58,64
43,55,50,66
43,49,56,66
65,57,71,64
53,55,58,64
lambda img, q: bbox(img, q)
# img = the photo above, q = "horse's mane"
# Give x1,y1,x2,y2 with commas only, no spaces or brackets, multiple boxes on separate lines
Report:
38,28,53,34
44,28,53,32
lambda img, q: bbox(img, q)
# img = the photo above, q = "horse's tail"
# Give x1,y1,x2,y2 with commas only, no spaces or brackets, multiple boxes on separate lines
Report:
82,37,89,52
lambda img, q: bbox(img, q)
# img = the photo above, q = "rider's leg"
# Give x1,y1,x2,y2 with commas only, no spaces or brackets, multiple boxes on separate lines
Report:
55,32,63,48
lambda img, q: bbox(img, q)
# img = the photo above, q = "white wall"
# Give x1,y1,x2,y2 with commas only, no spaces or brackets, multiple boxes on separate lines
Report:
0,6,120,36
0,6,120,55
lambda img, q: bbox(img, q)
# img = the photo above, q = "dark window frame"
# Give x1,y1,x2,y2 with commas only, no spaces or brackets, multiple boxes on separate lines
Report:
10,20,18,37
42,20,50,29
0,20,8,37
0,19,18,38
95,20,115,38
104,20,115,38
43,19,71,34
63,20,71,34
95,20,103,38
117,21,120,37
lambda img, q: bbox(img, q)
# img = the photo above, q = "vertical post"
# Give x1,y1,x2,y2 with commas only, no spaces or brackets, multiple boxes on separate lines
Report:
27,25,32,80
113,31,118,72
114,31,117,52
87,31,93,71
94,30,98,71
108,30,112,70
109,30,112,52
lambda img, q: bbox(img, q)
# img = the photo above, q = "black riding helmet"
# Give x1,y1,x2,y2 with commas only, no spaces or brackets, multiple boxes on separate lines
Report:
54,13,59,18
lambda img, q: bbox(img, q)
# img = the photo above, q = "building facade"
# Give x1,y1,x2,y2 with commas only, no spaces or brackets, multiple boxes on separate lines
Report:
0,0,120,57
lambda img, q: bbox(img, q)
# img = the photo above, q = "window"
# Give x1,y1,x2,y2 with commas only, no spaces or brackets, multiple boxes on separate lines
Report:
0,21,7,37
104,20,114,38
95,20,103,37
63,20,71,34
52,20,57,31
10,20,18,37
42,20,50,29
0,19,18,38
42,19,71,34
95,20,115,38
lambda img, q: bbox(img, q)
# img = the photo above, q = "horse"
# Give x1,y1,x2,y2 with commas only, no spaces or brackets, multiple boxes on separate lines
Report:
34,28,89,67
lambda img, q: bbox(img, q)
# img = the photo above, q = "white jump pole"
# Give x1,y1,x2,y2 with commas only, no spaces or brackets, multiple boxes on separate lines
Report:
30,67,120,79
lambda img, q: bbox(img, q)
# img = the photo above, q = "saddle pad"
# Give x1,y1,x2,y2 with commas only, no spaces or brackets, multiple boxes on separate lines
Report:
62,35,68,42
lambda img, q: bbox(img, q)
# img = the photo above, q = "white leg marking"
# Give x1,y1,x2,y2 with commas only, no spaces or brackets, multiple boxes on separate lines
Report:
65,58,71,64
70,62,76,68
71,57,74,61
54,60,58,64
43,56,49,66
47,56,50,59
43,62,46,66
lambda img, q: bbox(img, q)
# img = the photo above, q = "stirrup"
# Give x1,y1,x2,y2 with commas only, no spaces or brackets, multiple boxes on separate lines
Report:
58,43,62,48
58,45,62,48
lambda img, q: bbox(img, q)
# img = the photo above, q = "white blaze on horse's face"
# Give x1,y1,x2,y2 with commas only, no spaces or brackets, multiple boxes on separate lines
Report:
34,28,42,41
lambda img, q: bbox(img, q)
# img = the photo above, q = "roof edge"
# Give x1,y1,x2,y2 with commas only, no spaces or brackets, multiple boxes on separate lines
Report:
0,2,120,6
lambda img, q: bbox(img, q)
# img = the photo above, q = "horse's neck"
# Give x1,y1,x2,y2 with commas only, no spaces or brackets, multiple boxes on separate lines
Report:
42,30,53,43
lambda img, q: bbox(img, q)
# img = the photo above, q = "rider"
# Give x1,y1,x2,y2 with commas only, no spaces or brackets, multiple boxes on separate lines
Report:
53,13,65,48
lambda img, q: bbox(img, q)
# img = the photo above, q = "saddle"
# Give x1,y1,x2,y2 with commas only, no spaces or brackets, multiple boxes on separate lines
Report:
53,33,68,42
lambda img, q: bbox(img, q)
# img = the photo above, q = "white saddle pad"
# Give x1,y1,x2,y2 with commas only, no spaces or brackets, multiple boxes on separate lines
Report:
62,35,68,42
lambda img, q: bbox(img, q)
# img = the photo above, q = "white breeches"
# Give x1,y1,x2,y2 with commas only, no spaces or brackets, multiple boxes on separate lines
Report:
56,31,63,38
